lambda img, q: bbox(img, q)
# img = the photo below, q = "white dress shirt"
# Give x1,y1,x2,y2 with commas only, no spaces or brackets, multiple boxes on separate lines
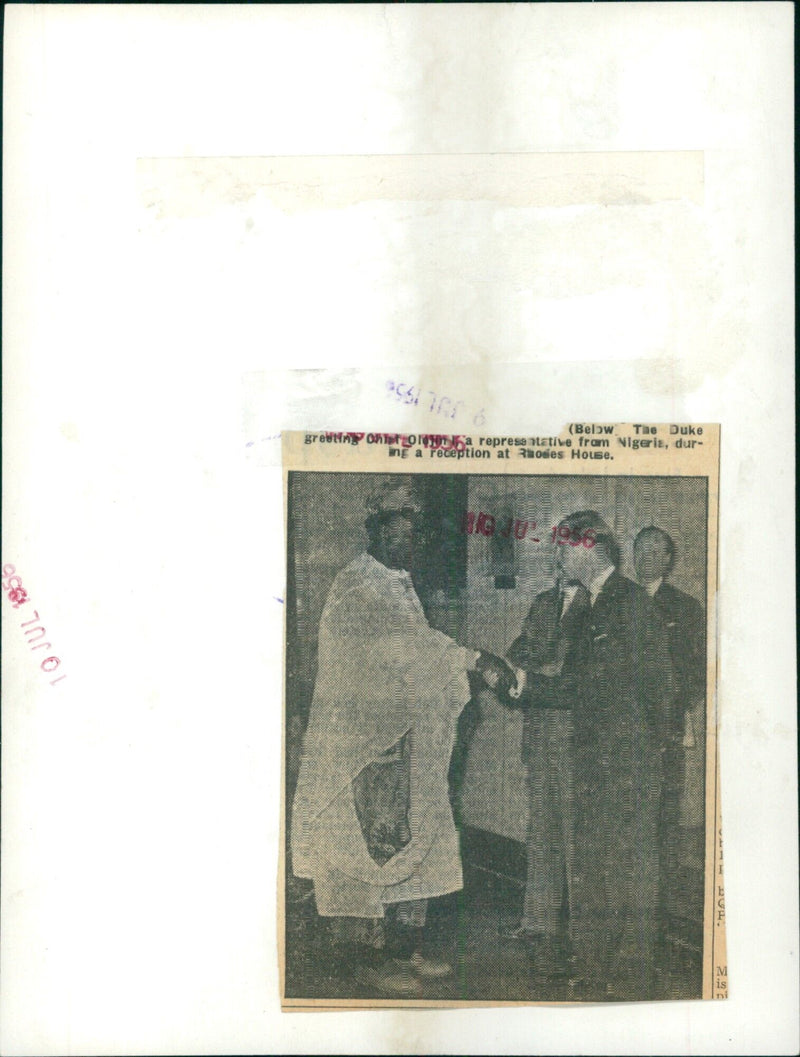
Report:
589,564,615,606
560,583,580,619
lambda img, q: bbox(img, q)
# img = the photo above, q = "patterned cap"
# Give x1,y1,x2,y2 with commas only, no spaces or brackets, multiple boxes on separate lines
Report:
365,480,422,515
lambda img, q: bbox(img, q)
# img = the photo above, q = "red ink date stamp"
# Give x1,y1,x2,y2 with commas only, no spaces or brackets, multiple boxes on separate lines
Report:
460,513,597,548
2,563,67,686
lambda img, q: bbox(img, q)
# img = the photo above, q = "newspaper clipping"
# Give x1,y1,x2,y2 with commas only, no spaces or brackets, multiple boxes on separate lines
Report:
281,425,724,1008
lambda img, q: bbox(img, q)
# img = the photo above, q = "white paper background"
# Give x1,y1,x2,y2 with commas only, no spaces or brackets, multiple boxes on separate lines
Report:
2,4,796,1054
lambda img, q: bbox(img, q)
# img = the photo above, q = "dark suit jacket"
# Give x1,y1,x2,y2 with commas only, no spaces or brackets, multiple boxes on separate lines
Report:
578,570,676,742
507,585,591,712
652,581,705,711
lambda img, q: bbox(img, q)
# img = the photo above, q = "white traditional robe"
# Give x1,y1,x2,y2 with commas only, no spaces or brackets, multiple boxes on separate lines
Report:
291,553,475,917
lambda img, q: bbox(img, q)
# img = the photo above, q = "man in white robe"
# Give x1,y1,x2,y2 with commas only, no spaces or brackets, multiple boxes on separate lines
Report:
291,481,509,996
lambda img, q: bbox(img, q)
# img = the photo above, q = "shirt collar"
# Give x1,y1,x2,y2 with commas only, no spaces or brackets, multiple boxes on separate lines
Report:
590,564,615,604
560,582,582,617
363,551,411,584
644,577,663,597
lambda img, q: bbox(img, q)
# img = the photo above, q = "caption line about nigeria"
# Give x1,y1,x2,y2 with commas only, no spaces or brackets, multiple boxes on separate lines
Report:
304,424,706,461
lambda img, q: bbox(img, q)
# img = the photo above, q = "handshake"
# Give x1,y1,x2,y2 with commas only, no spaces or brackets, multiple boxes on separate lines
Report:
474,651,526,707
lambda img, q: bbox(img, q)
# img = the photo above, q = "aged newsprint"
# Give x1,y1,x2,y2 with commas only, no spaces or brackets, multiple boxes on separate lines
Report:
281,425,725,1009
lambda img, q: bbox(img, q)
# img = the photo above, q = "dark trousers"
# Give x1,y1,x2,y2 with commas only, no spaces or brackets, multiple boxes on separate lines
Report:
571,720,663,991
522,709,575,938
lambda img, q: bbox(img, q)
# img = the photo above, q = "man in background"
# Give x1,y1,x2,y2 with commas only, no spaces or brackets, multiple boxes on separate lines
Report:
291,480,512,997
634,526,707,939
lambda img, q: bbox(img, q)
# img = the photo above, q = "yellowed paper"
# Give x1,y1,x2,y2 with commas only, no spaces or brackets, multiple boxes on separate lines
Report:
281,424,724,1007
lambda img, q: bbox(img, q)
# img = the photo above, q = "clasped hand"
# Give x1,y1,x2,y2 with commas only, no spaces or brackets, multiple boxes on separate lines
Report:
475,651,523,697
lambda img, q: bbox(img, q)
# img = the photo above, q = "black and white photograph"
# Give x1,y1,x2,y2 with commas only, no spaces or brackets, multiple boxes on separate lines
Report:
283,460,715,1006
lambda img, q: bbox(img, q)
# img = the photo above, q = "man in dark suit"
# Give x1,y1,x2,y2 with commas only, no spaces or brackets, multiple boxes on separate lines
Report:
503,560,591,977
634,526,707,937
556,511,675,999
